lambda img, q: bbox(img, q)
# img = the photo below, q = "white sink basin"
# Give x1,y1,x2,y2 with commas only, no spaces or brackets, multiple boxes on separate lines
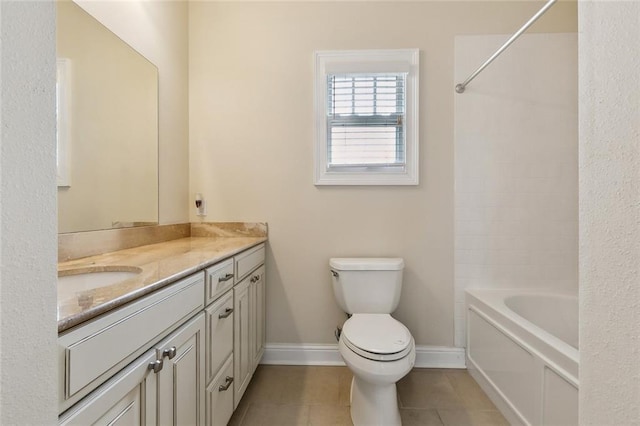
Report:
58,267,142,304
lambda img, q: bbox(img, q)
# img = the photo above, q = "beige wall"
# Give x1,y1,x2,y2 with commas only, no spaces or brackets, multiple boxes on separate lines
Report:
75,0,190,226
57,1,158,233
189,1,577,346
579,1,640,423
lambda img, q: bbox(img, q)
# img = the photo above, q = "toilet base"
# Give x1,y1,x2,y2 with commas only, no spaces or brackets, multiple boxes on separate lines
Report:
350,376,401,426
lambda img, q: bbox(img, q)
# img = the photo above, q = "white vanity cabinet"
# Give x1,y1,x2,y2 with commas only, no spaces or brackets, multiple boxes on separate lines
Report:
205,243,266,422
58,241,266,426
57,269,205,424
59,313,205,426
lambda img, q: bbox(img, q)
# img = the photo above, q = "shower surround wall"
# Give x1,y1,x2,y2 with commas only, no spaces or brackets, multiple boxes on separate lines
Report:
454,33,578,347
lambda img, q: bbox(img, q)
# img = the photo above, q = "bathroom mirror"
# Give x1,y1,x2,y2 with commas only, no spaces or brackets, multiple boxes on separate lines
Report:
56,1,159,234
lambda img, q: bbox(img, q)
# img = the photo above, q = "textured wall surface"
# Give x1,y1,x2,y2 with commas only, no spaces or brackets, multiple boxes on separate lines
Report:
454,33,578,346
189,1,577,346
0,1,58,423
75,0,189,225
579,1,640,424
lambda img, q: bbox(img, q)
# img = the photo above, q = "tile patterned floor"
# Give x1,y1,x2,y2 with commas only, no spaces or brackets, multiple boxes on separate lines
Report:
228,366,508,426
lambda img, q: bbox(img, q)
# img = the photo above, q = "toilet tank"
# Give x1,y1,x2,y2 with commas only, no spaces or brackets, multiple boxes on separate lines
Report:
330,258,404,314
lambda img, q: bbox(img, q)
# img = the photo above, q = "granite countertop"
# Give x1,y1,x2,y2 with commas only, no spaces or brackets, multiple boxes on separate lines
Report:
58,236,266,333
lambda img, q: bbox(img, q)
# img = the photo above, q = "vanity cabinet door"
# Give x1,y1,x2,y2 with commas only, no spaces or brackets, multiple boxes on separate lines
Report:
58,350,157,425
233,278,251,408
249,265,266,369
156,312,206,426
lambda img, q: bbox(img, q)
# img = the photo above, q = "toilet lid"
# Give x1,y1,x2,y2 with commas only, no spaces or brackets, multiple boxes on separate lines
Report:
342,314,413,362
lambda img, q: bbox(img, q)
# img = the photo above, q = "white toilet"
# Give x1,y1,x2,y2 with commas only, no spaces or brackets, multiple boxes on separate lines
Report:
330,258,416,426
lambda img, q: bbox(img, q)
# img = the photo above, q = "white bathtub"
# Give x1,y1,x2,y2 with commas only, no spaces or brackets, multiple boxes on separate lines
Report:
465,289,579,426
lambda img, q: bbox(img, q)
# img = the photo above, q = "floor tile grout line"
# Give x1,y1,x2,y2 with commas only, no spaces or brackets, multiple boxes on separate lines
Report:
434,408,447,426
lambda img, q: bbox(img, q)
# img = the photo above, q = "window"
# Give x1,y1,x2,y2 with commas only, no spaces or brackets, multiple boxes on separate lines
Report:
314,49,419,185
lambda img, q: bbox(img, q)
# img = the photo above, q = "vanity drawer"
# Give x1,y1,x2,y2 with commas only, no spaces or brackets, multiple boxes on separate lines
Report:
206,258,234,305
205,290,234,383
206,355,234,426
235,244,265,281
58,272,205,407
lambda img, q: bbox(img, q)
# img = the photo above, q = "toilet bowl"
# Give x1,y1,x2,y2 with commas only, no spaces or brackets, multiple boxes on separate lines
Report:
339,313,416,426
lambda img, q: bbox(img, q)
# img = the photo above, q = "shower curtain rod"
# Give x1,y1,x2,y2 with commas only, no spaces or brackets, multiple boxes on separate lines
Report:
455,0,557,94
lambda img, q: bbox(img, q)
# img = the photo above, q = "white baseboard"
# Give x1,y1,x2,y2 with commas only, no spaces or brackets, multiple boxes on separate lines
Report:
415,345,466,369
261,344,345,366
261,344,466,369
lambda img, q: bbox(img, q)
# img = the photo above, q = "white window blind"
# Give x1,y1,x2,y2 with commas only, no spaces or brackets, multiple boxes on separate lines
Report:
327,74,406,169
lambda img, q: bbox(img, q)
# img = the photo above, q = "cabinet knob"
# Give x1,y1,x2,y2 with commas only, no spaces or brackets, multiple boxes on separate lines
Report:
148,359,163,373
163,346,177,359
218,273,234,283
218,376,234,392
218,307,234,319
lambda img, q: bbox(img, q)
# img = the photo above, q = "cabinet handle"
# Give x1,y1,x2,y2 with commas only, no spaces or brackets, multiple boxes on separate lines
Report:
218,376,234,392
148,359,163,373
163,346,177,359
218,307,234,319
250,275,260,283
218,273,234,283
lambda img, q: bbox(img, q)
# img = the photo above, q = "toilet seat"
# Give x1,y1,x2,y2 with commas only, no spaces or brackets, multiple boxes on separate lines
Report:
341,314,413,362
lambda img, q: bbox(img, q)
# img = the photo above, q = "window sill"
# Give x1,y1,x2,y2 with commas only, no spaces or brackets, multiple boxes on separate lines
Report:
314,169,419,186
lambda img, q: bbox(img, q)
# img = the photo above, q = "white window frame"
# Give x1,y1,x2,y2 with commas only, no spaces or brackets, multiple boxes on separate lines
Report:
314,49,419,185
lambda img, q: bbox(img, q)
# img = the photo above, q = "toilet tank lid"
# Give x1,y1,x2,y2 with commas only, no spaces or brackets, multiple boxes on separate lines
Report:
329,258,404,271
